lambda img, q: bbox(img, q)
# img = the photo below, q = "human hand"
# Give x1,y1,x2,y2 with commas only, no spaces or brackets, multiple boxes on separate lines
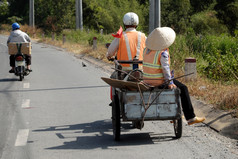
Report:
168,84,177,89
107,56,114,61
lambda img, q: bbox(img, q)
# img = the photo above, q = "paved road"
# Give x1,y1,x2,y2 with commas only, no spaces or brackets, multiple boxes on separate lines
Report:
0,35,237,159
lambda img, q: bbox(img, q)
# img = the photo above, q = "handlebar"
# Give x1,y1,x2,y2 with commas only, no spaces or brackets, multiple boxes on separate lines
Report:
116,60,143,64
108,58,142,72
108,58,142,64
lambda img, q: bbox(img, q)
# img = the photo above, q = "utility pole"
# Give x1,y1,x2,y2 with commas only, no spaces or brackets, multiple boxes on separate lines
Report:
29,0,34,28
155,0,161,28
76,0,83,30
149,0,161,33
149,0,155,34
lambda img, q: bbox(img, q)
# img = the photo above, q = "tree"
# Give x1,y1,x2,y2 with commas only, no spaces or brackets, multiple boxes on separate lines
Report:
7,0,29,24
190,10,228,35
35,0,75,34
0,0,9,23
83,0,148,33
161,0,191,34
215,0,238,35
190,0,215,13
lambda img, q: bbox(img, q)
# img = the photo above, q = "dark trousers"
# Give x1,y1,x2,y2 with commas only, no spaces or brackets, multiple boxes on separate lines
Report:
10,54,31,67
173,79,196,120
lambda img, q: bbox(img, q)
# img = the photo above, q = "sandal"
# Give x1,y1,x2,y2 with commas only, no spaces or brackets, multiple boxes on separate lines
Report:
26,69,32,72
9,69,15,73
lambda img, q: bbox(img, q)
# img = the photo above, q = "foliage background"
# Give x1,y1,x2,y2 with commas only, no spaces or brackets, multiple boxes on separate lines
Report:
0,0,237,82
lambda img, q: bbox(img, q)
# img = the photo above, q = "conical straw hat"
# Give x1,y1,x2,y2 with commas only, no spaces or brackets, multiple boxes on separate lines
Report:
146,27,176,50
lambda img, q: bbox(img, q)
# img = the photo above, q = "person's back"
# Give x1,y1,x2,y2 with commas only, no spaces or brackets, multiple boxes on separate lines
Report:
106,12,146,70
117,27,146,69
7,29,31,43
143,27,205,125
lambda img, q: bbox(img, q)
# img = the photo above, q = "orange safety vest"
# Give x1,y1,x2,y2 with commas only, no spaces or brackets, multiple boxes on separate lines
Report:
143,48,170,86
117,31,146,70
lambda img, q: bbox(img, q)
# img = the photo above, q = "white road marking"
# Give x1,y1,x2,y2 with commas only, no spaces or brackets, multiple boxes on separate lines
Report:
22,99,30,108
23,83,30,88
15,129,29,146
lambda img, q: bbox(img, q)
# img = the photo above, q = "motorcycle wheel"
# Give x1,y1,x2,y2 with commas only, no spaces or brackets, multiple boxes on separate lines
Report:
19,75,23,81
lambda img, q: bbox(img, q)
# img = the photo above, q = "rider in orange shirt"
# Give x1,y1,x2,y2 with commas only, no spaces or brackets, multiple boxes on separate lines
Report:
106,12,146,70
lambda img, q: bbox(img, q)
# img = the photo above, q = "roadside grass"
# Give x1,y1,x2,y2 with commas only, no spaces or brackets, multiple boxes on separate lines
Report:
37,33,110,64
1,25,237,117
179,75,238,118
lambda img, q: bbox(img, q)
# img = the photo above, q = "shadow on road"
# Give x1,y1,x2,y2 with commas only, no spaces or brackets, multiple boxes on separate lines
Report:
206,113,233,126
0,78,19,82
33,120,177,150
0,85,109,93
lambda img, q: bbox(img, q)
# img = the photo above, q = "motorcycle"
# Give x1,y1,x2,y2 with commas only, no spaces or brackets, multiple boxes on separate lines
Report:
8,42,31,81
14,51,28,81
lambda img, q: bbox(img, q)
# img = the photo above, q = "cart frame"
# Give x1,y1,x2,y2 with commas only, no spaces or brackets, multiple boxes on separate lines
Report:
110,60,183,141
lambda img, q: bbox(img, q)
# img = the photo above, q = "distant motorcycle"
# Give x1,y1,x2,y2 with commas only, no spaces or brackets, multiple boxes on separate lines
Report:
8,42,31,81
14,51,27,81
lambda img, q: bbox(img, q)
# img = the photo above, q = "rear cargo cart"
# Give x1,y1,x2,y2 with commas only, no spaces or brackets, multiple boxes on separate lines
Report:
102,60,183,141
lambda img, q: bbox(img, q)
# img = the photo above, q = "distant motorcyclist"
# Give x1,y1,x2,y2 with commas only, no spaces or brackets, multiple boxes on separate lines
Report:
7,22,32,74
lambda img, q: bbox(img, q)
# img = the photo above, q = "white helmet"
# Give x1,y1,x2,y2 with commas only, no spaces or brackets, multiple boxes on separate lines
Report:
123,12,139,26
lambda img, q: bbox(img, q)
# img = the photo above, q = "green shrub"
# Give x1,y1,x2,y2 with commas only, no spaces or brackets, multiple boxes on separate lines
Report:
169,30,238,82
170,34,190,70
7,16,23,24
62,29,114,45
191,34,238,81
190,10,228,35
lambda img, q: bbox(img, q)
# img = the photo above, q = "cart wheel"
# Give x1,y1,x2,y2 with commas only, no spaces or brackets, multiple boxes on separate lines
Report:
132,121,137,128
132,120,144,129
112,95,121,141
173,117,182,139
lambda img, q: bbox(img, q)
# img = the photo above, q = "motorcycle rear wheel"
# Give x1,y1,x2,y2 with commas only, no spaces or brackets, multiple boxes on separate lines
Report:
19,75,24,81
